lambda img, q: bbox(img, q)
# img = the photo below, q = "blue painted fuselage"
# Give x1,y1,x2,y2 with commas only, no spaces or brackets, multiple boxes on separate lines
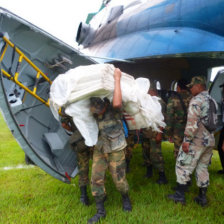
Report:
79,0,224,62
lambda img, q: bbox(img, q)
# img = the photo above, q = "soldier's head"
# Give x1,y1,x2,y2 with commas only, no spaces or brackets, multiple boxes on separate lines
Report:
148,82,158,96
90,97,106,115
187,76,206,96
177,78,189,93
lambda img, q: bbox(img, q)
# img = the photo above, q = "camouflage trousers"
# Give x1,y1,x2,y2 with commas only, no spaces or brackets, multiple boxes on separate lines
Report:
124,132,136,161
72,143,92,187
173,134,184,159
176,144,213,188
91,149,129,201
142,137,165,172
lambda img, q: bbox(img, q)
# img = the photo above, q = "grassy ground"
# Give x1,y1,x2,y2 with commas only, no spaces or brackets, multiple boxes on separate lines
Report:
0,113,224,224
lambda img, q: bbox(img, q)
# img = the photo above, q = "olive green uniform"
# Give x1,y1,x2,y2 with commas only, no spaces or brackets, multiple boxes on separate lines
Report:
91,104,129,201
165,90,192,158
124,130,136,162
61,115,92,187
142,99,166,172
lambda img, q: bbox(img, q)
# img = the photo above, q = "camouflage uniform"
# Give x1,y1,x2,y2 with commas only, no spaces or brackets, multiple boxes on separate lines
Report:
176,91,215,188
70,133,92,187
91,103,129,201
124,130,139,173
165,90,192,158
142,99,166,172
60,115,92,187
124,130,136,162
142,129,165,171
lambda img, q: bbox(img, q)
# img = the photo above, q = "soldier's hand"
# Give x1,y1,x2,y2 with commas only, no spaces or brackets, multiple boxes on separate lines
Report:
156,132,162,144
182,142,189,153
114,68,122,81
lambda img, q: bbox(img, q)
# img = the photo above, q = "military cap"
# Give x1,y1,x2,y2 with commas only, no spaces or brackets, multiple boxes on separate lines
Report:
187,76,206,88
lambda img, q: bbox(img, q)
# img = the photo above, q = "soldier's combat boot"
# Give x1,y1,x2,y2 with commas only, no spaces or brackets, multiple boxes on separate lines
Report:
80,186,89,206
167,183,187,205
194,187,208,207
126,159,130,173
145,165,153,178
172,179,191,192
156,172,168,184
121,194,132,212
88,199,106,224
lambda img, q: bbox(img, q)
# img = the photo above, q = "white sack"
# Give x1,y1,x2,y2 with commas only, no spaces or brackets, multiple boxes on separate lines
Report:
49,64,165,146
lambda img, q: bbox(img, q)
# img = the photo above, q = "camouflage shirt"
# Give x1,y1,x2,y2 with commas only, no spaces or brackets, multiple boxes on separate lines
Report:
165,90,192,138
95,104,127,153
184,91,215,147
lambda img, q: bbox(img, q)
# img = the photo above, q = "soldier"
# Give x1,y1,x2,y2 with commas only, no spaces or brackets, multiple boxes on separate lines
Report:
88,68,131,224
60,113,92,206
168,76,215,206
164,79,192,158
142,83,168,184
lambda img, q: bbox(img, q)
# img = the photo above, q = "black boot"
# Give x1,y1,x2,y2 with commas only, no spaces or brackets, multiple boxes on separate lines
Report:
126,159,130,173
194,187,208,207
80,186,89,206
145,165,153,178
88,199,106,224
167,183,187,205
172,179,191,192
122,194,132,212
156,172,168,184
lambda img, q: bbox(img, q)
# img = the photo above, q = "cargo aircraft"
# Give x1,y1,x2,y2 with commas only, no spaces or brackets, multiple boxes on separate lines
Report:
76,0,224,144
0,0,224,183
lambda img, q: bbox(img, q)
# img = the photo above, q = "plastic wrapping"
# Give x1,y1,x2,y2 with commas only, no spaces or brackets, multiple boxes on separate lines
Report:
49,64,165,146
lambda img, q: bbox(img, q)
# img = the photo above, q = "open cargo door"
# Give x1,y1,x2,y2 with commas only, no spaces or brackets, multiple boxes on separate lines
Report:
209,69,224,148
0,8,96,183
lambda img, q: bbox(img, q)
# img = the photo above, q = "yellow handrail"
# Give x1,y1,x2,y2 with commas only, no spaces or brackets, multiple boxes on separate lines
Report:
0,36,52,107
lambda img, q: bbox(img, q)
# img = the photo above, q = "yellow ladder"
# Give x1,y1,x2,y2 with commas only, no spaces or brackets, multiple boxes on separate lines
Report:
0,36,52,107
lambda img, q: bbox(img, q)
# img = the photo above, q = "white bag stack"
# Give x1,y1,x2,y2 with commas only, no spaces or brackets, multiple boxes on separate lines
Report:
49,64,165,146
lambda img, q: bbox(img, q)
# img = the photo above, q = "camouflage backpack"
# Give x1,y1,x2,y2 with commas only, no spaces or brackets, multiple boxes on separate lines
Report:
201,95,218,133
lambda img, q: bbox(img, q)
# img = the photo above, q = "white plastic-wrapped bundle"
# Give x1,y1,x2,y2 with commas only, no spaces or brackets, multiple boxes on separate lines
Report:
49,64,165,146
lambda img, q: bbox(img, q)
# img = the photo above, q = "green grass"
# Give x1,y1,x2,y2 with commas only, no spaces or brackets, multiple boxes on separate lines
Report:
0,112,224,224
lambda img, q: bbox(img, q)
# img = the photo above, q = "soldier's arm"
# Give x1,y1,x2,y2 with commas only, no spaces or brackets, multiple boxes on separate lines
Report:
164,98,175,137
113,68,122,109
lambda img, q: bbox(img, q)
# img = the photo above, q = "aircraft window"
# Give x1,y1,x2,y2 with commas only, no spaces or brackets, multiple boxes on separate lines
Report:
210,66,224,82
170,80,177,91
174,82,177,91
156,81,161,90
